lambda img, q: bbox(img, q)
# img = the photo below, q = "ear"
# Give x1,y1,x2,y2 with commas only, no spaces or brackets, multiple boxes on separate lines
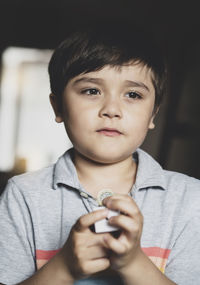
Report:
148,107,159,130
49,93,63,123
148,116,155,130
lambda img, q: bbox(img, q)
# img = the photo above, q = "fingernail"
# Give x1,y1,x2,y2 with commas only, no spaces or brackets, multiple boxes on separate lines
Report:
102,197,110,206
103,197,109,206
108,216,113,223
103,234,109,242
103,208,109,215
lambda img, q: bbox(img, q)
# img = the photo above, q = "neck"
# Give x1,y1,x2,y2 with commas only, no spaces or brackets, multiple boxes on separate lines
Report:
72,150,137,197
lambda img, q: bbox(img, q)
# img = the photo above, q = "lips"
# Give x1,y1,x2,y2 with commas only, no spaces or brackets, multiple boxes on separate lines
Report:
97,127,122,137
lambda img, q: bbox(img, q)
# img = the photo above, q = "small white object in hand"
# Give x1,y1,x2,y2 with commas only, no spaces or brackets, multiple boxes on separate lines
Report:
94,189,119,233
93,206,120,233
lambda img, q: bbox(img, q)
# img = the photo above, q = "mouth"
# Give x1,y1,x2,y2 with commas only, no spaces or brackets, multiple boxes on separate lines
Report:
96,128,122,137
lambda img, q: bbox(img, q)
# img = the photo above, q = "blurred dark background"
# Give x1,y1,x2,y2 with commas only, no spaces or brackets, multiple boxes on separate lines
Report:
0,0,200,193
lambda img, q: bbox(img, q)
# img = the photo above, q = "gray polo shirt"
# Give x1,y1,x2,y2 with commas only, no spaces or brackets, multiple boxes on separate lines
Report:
0,148,200,285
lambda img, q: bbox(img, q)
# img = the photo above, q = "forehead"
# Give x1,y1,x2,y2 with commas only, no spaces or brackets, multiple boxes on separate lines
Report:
69,63,155,92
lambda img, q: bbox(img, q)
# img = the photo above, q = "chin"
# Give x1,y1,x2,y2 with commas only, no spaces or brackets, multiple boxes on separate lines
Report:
87,150,132,165
74,143,136,164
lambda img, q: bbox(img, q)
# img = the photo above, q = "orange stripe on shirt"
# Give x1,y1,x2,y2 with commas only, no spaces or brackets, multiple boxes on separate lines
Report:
36,247,171,272
142,247,171,259
142,247,171,273
36,247,170,260
36,249,60,260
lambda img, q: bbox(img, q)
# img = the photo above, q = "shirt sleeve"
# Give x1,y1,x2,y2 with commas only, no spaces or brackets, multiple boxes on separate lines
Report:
0,179,36,285
165,215,200,285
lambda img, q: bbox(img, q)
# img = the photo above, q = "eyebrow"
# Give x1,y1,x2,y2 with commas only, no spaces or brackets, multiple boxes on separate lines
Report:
72,77,103,86
124,80,150,92
72,77,150,92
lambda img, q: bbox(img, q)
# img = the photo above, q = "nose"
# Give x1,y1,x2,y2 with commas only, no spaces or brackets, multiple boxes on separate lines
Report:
99,96,122,119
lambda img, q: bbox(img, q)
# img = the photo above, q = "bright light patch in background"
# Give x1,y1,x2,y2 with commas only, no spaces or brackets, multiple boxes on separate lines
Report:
0,47,72,172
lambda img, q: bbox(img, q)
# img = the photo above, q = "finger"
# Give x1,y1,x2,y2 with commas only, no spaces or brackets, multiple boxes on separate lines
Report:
103,194,132,204
103,234,128,255
103,195,141,219
86,231,112,247
82,258,110,276
108,214,142,238
87,245,109,260
74,208,109,232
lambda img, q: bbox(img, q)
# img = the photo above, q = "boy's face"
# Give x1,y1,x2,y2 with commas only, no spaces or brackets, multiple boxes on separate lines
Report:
51,64,156,164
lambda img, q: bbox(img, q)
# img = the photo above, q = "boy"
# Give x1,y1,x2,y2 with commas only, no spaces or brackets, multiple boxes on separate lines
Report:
0,22,200,285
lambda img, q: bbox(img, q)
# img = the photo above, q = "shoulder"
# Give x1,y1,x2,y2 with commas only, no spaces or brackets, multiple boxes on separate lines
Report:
137,148,200,194
136,149,200,216
163,169,200,195
3,164,55,198
1,148,74,200
162,169,200,219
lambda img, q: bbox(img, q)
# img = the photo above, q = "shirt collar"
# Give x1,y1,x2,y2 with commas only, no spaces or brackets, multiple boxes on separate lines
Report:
133,148,166,191
53,148,167,191
53,148,82,190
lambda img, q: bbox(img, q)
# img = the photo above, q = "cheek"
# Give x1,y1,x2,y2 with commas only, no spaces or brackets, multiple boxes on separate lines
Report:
64,106,95,131
127,108,153,130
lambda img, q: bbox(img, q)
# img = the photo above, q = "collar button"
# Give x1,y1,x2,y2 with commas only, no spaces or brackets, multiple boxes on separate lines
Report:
80,192,89,199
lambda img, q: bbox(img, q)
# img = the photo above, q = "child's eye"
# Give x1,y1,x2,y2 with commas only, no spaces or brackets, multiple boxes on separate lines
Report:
125,91,142,99
81,88,100,95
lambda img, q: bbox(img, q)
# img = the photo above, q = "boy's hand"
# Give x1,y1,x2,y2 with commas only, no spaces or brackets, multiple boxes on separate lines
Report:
60,208,110,280
102,194,143,271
